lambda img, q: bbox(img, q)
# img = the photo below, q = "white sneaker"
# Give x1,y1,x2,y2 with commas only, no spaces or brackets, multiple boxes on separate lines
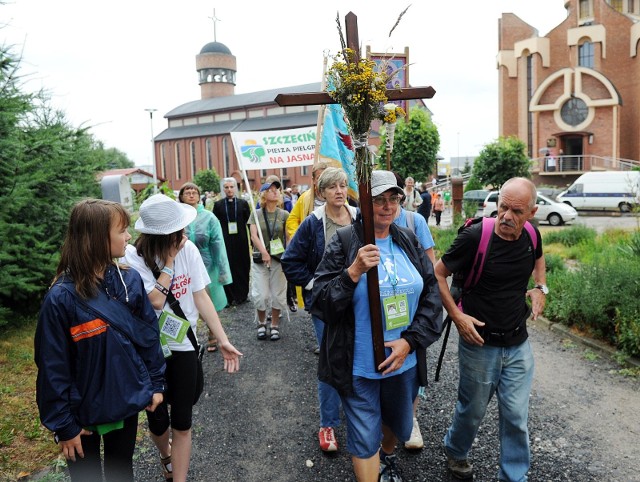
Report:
404,417,424,450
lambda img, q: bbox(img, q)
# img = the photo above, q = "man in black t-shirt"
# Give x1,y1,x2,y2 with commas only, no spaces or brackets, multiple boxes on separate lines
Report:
434,177,547,481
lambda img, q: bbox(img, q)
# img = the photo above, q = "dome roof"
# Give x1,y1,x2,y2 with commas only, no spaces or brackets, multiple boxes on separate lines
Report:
199,41,232,55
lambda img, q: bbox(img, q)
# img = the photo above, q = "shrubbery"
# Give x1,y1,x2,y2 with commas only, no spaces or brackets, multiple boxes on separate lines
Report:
433,219,640,358
543,224,597,247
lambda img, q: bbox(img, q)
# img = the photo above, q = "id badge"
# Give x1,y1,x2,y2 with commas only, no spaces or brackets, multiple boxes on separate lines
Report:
269,238,285,256
383,293,410,330
228,222,238,234
159,334,172,358
158,310,190,343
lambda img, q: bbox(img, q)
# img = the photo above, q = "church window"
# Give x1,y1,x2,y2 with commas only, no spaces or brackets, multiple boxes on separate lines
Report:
206,139,212,170
610,0,623,11
579,41,594,68
223,137,231,177
160,143,166,178
190,141,197,177
561,97,589,126
580,0,593,18
175,144,182,180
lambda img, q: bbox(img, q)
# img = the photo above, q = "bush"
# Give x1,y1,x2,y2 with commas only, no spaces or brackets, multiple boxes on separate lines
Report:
545,256,640,354
617,230,640,257
615,309,640,358
544,224,596,247
544,253,566,273
432,224,458,257
462,201,478,219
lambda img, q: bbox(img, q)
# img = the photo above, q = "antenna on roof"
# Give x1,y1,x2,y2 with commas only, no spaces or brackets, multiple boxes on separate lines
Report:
208,8,221,42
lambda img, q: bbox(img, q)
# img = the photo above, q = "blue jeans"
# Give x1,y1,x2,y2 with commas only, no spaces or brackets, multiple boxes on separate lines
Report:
444,339,534,482
312,315,342,428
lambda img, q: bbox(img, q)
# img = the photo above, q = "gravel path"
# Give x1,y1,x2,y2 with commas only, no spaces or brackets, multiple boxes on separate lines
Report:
128,300,640,482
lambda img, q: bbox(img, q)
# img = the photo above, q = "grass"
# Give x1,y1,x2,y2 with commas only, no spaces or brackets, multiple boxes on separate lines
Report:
0,319,61,481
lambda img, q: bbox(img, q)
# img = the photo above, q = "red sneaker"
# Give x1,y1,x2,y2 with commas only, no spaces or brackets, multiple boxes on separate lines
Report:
318,427,338,452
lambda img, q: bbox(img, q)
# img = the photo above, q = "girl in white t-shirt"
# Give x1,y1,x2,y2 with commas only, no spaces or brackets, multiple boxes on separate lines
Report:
124,194,242,482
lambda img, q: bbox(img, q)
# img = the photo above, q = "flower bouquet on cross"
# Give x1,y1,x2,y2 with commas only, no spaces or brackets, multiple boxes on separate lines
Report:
326,9,409,184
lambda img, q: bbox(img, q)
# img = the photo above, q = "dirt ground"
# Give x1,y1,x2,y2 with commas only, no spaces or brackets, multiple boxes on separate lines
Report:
124,301,639,482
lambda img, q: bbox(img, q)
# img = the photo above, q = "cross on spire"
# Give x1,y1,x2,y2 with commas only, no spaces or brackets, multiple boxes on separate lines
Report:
208,8,221,42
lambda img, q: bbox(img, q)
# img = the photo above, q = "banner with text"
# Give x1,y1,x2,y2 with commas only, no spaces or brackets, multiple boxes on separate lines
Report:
230,127,316,172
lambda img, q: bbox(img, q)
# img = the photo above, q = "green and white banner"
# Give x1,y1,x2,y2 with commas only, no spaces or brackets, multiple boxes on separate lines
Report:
230,127,317,171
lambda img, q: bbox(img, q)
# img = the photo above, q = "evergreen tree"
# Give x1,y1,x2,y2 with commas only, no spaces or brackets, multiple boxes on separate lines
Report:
0,44,123,326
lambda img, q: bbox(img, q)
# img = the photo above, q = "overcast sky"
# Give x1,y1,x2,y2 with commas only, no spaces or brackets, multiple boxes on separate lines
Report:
3,0,567,168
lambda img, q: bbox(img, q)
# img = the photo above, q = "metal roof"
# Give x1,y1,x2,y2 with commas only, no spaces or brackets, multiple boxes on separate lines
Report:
155,111,319,142
165,82,322,118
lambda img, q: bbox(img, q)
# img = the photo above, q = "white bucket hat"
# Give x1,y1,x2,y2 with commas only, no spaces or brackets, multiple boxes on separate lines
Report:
135,194,197,235
371,170,404,197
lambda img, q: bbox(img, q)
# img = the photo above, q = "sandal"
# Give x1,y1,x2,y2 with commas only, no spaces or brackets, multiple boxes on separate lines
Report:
160,453,173,481
270,326,281,341
257,324,267,340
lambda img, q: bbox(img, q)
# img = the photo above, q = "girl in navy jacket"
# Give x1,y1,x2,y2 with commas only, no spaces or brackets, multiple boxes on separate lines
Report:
35,199,165,481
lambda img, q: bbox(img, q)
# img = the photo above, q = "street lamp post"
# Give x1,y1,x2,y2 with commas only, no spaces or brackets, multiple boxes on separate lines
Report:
145,108,158,193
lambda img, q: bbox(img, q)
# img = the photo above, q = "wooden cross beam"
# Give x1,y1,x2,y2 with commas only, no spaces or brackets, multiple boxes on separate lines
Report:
275,11,436,372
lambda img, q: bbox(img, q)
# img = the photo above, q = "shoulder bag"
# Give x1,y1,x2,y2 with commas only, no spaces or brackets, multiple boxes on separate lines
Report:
153,270,205,405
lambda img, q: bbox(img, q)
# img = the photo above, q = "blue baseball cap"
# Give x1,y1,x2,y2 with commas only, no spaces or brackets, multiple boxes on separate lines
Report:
260,180,281,192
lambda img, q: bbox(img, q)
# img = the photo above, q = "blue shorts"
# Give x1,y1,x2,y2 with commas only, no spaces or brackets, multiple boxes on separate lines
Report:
340,366,418,458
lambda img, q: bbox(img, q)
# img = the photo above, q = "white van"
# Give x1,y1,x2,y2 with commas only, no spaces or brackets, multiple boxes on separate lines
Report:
556,171,640,212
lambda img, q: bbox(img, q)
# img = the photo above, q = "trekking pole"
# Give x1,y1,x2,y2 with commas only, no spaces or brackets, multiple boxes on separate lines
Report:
434,315,452,382
434,286,461,382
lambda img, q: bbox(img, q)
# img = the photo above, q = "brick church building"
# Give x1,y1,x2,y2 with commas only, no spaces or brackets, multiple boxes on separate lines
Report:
153,38,428,192
498,0,640,186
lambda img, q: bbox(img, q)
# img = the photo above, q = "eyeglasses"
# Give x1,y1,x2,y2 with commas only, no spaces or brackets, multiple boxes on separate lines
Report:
372,195,402,206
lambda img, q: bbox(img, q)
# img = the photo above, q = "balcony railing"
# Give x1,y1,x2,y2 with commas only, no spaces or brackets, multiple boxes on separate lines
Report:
533,155,640,173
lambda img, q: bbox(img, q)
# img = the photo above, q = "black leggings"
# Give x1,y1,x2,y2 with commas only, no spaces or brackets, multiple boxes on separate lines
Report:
66,414,138,482
147,350,198,435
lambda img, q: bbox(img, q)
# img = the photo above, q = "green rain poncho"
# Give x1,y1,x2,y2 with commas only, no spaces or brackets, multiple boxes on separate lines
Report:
186,205,232,310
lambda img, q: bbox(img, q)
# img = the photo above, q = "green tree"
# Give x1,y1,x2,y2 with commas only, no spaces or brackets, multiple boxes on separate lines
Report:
136,182,175,206
380,107,440,182
93,141,135,170
0,43,117,327
472,136,532,189
193,169,222,194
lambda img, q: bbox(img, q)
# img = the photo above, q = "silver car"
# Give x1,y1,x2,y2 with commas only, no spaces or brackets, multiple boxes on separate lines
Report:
482,191,578,226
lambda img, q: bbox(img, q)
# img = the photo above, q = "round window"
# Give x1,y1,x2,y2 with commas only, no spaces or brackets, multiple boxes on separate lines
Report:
560,97,588,126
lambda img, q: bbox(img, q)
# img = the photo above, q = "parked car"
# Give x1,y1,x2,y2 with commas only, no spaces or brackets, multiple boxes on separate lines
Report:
463,189,490,208
482,191,578,226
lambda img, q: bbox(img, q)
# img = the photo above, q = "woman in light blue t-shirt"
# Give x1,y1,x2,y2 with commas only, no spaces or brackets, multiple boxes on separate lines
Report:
311,171,443,482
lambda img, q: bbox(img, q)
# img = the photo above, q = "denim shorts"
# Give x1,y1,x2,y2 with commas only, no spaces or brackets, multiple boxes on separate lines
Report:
340,366,418,458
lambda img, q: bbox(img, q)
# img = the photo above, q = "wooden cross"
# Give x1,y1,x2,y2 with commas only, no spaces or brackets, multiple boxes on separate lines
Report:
275,12,436,371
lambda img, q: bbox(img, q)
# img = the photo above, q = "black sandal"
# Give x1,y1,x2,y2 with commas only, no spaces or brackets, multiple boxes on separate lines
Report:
257,324,267,340
160,453,173,481
270,326,281,341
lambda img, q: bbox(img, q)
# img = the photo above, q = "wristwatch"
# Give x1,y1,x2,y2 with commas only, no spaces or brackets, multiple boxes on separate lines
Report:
535,284,549,295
